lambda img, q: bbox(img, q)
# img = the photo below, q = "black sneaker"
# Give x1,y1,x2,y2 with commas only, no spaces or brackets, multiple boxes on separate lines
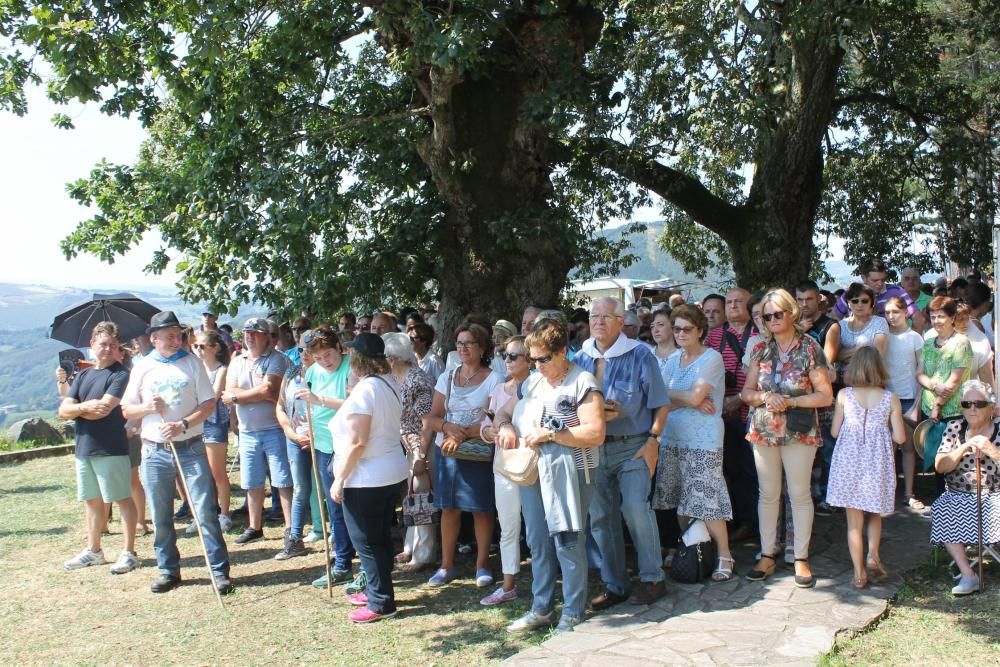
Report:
274,532,306,560
150,573,182,593
234,528,264,545
214,575,235,595
814,501,835,516
173,501,191,521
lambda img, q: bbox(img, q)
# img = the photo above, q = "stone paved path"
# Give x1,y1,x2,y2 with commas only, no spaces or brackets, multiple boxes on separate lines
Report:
505,506,932,666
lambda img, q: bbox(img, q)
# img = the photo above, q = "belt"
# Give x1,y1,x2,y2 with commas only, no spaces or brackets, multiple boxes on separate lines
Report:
144,435,202,448
605,433,648,442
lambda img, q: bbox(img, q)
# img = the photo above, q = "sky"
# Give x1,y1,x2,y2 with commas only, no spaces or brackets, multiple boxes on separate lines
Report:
0,85,179,290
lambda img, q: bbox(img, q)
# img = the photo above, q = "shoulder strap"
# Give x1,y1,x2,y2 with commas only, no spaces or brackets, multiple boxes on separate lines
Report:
373,375,401,405
445,369,453,406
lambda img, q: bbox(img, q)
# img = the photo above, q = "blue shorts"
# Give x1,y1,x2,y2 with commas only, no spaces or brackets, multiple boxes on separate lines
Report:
203,420,229,445
239,427,292,489
900,398,916,415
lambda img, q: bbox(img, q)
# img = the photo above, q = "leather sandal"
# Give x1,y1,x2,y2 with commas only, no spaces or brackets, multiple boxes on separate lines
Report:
712,556,735,582
745,554,777,582
853,575,868,590
865,560,888,583
794,558,816,588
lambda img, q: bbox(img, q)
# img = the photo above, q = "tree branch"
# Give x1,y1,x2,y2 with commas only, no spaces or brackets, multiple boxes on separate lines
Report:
560,137,744,238
834,91,932,141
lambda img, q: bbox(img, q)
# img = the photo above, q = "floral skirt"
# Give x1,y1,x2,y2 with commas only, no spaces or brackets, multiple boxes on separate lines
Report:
652,444,732,522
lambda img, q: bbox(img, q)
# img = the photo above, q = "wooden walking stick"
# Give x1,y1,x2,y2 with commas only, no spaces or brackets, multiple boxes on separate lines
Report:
306,381,334,598
169,440,225,609
976,454,984,593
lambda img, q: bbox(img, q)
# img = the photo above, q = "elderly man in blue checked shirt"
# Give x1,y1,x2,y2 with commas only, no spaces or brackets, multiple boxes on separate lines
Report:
575,296,670,608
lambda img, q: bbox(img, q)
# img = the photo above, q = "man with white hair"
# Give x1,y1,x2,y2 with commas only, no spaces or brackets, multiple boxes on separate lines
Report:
521,306,542,335
575,296,669,608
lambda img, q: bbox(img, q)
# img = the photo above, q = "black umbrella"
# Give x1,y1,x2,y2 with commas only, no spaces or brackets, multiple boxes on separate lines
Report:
49,292,162,347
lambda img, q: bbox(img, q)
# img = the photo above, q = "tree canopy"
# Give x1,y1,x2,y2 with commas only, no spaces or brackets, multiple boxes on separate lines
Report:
1,1,995,324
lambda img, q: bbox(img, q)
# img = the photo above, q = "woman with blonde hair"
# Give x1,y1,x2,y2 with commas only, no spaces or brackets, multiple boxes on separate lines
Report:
828,347,906,589
741,288,833,587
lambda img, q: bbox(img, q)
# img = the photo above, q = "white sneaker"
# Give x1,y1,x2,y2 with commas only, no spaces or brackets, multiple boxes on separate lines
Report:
303,531,324,543
64,548,107,570
952,574,980,596
110,550,139,575
218,514,233,532
506,610,553,633
185,521,198,536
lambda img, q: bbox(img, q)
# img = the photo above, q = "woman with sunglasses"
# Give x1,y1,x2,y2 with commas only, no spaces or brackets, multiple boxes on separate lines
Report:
914,296,973,423
741,289,833,586
652,304,735,581
426,321,504,587
929,380,1000,595
835,283,888,385
194,330,233,531
478,335,532,605
494,318,605,634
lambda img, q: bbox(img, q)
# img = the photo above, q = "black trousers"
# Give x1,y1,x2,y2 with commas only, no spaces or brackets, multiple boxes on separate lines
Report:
722,418,758,529
342,483,401,614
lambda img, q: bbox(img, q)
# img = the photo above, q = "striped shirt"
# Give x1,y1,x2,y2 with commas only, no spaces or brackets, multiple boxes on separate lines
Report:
704,322,756,423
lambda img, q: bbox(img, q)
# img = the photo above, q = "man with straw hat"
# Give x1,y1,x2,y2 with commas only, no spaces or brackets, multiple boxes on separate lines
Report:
122,311,233,595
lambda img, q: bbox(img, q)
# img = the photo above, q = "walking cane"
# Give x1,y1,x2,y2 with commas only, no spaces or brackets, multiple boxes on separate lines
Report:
306,382,334,598
976,454,984,593
169,439,225,609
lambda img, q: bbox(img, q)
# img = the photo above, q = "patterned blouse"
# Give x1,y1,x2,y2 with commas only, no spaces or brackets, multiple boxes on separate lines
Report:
937,418,1000,494
746,335,828,448
919,333,973,418
400,365,434,439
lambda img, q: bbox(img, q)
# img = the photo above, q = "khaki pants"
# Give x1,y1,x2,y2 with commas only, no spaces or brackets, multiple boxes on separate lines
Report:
753,441,817,558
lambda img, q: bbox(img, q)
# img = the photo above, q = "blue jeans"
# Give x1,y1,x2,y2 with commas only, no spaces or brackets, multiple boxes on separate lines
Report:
287,438,314,538
318,450,355,570
141,439,229,578
239,427,292,489
589,435,664,594
521,469,595,620
342,484,400,615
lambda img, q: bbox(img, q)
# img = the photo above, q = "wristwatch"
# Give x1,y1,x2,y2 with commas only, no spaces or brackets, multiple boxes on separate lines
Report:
181,418,190,432
647,431,661,439
548,429,556,443
232,393,239,404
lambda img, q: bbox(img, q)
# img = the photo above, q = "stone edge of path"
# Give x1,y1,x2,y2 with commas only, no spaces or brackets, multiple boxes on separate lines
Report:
0,443,74,464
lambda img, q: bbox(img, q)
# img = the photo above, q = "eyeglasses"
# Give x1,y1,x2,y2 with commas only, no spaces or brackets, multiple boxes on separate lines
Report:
528,354,553,364
762,311,786,322
849,298,872,306
672,325,696,335
589,314,621,322
960,400,992,409
501,352,525,362
455,341,478,348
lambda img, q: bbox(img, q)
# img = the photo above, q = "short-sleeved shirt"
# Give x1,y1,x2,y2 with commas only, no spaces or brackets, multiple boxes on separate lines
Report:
229,350,289,432
937,419,1000,493
746,335,827,447
305,358,351,454
834,284,918,318
661,348,725,451
515,364,602,469
575,335,669,437
434,369,505,445
68,362,130,458
885,329,924,399
919,333,974,418
330,375,408,488
123,353,215,442
705,322,756,422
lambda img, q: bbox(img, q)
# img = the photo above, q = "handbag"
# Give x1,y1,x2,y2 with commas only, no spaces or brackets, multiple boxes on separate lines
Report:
493,439,539,486
442,370,495,462
402,472,441,526
670,520,716,583
784,407,817,434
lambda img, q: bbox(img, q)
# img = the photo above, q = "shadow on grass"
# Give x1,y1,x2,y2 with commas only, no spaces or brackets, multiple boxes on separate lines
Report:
0,484,62,495
0,526,69,538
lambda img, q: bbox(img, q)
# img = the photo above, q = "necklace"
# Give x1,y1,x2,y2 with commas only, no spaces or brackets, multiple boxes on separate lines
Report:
547,363,572,387
776,335,796,357
456,365,482,387
680,346,704,367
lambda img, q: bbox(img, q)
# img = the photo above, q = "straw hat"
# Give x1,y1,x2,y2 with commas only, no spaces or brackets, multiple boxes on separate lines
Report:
912,419,933,459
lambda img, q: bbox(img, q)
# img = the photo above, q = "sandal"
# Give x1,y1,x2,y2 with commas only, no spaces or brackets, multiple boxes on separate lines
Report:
853,576,868,590
746,554,777,581
906,496,926,510
712,556,735,582
865,560,888,583
794,558,816,588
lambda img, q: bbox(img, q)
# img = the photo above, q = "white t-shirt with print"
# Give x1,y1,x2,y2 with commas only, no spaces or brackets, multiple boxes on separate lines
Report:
123,353,215,442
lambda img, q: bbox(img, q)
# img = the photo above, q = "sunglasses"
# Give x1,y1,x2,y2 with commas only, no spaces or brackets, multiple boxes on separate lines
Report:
501,352,525,362
849,298,872,305
762,311,786,322
960,400,992,409
528,354,553,364
193,343,215,350
672,325,696,335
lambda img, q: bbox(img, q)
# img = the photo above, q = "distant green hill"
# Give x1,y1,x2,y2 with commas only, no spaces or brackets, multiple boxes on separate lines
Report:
0,328,67,424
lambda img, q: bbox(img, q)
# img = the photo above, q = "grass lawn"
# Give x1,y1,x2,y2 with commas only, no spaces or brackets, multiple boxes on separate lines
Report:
821,551,1000,666
0,454,545,665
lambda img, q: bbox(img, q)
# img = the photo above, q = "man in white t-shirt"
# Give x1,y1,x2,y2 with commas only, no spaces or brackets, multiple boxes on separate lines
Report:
122,311,231,595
